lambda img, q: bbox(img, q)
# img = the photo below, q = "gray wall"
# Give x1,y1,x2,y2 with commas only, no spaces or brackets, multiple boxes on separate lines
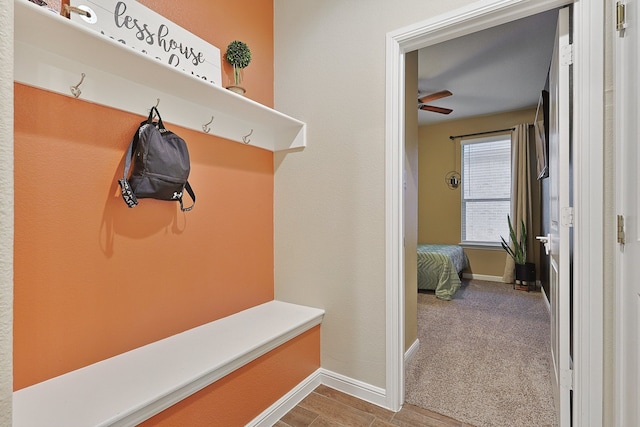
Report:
273,0,477,388
274,4,614,425
0,0,13,425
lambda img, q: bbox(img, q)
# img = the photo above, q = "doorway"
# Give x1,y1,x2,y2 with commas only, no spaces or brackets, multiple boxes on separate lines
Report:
406,8,561,426
385,1,604,425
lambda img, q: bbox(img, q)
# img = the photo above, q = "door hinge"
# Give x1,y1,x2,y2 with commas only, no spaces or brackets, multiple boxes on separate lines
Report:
561,44,573,66
617,214,626,244
616,1,627,35
561,207,574,227
561,368,574,391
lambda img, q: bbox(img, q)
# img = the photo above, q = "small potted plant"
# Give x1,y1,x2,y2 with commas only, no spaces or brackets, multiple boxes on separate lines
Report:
501,215,536,290
225,40,252,95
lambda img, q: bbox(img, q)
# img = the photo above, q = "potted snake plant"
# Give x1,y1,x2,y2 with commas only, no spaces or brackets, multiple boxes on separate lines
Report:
501,215,536,288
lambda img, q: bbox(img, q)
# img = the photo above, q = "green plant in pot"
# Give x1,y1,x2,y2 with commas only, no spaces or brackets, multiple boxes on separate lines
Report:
225,40,252,95
501,215,536,287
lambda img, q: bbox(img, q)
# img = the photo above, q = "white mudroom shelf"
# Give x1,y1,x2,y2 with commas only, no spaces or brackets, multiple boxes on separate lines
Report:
14,0,306,152
13,301,324,427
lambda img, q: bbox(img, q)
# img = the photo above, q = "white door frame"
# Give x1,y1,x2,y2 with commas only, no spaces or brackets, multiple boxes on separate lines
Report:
384,0,604,424
548,7,572,423
614,1,639,424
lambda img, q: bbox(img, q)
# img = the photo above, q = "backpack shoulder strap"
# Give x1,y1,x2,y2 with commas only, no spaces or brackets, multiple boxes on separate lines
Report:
148,106,165,130
117,126,142,208
178,181,196,212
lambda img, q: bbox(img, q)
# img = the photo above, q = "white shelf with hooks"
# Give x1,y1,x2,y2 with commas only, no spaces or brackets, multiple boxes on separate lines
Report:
14,0,306,152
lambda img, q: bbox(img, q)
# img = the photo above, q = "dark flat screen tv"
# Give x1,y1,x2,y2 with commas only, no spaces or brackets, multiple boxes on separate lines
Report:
535,89,549,180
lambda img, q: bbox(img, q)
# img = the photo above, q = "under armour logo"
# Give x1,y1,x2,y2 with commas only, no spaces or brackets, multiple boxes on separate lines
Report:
172,191,183,199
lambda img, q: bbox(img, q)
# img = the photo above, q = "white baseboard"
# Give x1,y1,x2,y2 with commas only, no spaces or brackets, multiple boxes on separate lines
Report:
541,283,551,313
462,273,503,282
319,369,388,408
248,368,390,426
405,339,419,363
247,369,322,427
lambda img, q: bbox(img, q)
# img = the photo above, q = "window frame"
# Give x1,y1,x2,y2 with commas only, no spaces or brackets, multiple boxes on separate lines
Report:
459,133,512,249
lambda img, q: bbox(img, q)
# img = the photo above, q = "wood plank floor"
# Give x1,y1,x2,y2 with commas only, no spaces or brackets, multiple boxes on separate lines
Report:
275,384,474,427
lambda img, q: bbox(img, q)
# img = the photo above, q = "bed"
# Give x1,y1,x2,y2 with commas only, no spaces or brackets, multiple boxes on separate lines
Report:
417,244,469,300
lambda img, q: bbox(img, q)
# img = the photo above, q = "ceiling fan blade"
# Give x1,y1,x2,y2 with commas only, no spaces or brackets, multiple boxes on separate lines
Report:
419,104,453,115
418,90,452,104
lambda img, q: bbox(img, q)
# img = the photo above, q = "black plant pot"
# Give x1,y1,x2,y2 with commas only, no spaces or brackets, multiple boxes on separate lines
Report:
515,262,536,290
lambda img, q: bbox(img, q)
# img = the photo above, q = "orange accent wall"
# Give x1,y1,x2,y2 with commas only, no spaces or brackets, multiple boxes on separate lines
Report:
13,0,281,390
140,326,320,427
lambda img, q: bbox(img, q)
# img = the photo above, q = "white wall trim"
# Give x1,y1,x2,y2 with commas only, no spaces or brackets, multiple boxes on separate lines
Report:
319,368,389,409
385,0,603,425
247,369,322,427
385,27,406,413
541,284,551,314
249,368,393,426
404,339,420,364
461,273,503,282
613,0,637,423
571,1,604,425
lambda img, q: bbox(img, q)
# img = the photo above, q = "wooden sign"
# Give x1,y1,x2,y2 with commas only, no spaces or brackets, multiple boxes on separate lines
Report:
70,0,221,86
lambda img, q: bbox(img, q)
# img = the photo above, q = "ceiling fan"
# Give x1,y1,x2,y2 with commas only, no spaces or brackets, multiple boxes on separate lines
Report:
418,90,453,115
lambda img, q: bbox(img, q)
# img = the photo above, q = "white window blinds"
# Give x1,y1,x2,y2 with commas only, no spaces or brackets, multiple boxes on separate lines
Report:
461,136,511,244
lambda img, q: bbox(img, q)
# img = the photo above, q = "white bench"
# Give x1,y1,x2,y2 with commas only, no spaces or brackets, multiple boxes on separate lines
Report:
13,300,324,427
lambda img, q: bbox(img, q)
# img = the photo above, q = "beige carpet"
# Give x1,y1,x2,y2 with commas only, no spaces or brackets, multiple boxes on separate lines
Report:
405,279,558,427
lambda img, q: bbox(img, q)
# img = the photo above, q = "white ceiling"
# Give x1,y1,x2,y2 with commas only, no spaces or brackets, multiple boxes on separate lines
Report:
417,9,559,126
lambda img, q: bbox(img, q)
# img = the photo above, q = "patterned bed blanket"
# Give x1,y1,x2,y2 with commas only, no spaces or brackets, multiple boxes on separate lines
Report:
417,244,469,300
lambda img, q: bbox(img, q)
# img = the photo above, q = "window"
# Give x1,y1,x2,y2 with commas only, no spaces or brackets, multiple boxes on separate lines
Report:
461,135,511,245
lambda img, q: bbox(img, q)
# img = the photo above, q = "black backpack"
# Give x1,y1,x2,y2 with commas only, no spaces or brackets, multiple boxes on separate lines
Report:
118,106,196,211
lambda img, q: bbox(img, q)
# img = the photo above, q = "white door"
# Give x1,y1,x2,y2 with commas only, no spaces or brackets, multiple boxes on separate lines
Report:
615,1,640,425
547,6,572,426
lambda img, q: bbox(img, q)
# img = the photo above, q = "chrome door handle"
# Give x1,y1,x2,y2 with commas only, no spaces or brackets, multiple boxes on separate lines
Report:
536,234,551,255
